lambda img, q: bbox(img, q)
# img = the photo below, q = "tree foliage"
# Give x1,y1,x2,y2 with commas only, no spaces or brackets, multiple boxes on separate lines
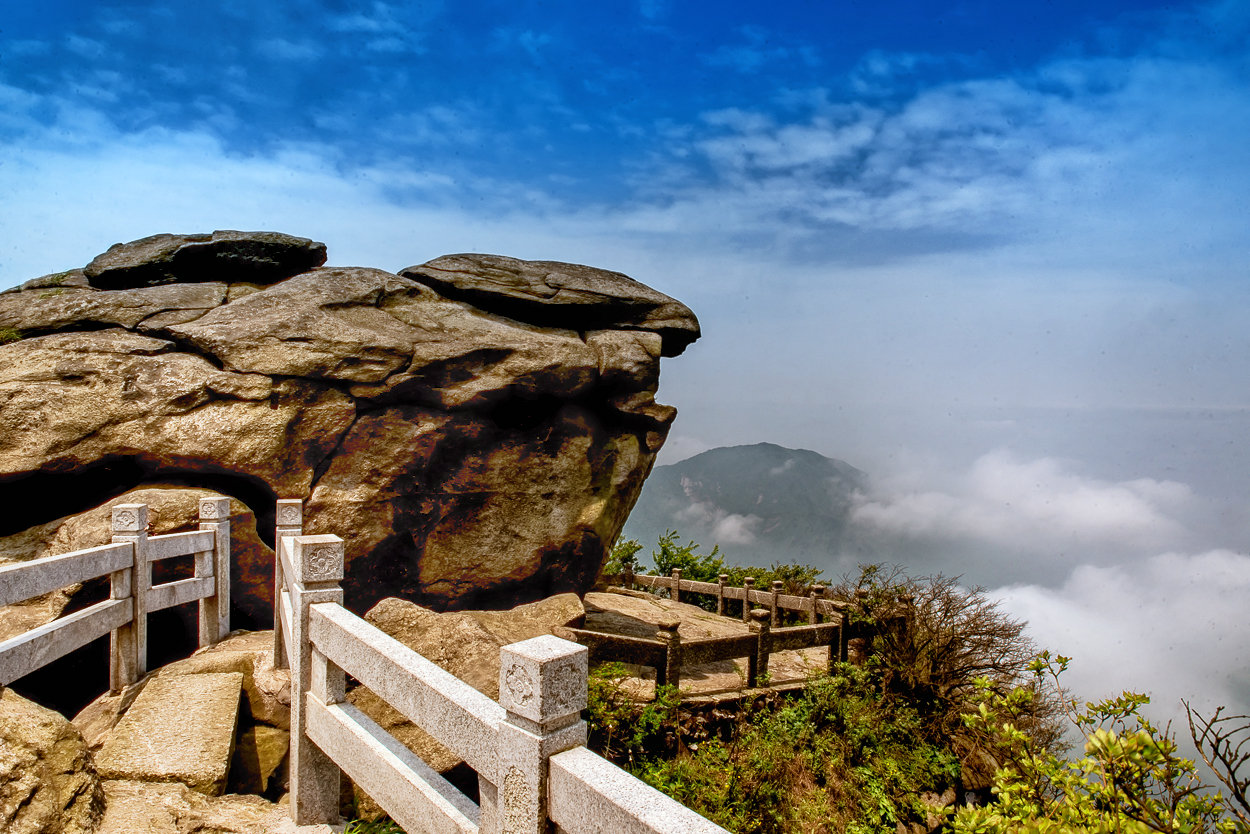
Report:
953,653,1248,834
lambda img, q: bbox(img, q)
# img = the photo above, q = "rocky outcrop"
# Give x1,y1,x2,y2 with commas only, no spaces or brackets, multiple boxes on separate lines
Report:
0,230,698,621
0,687,105,834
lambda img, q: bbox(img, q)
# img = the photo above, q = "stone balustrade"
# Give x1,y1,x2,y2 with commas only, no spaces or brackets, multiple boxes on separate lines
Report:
274,498,732,834
0,497,232,692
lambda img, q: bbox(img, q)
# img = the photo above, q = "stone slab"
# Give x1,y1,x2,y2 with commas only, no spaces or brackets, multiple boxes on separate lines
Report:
95,672,244,796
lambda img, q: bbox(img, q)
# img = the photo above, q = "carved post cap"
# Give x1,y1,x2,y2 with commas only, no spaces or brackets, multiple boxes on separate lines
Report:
749,609,770,626
657,616,681,635
744,577,755,587
112,504,148,533
719,574,729,583
276,499,303,527
499,635,587,724
291,535,344,585
813,585,826,594
771,580,783,591
198,496,230,520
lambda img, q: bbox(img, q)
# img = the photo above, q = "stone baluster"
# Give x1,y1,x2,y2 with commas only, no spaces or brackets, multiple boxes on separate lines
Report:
748,609,771,687
288,534,345,826
621,562,635,590
197,496,231,647
273,498,303,670
809,585,825,625
109,503,148,692
770,581,783,628
655,616,682,690
716,574,729,617
671,568,682,604
111,504,150,687
492,636,589,834
742,577,755,623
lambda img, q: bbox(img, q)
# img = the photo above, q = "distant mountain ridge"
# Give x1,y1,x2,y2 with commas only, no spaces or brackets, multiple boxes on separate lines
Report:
622,443,869,567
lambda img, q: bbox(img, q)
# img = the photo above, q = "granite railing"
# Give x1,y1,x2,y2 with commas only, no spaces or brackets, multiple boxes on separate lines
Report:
273,499,730,834
612,567,855,628
0,497,233,692
557,610,846,690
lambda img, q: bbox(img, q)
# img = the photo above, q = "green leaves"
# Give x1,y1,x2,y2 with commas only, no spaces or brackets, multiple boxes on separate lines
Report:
952,656,1245,834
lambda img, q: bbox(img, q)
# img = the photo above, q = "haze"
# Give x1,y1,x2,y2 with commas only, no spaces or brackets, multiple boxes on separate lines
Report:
2,0,1246,730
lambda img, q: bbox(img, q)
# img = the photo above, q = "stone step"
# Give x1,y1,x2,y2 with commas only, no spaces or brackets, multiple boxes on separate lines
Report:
95,671,243,796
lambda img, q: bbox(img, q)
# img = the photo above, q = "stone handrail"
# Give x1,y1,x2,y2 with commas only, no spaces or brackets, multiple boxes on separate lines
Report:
0,497,232,691
616,568,854,627
275,498,732,834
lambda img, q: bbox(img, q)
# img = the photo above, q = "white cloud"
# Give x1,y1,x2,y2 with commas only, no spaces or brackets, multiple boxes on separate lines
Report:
995,549,1250,722
258,39,324,61
851,449,1192,553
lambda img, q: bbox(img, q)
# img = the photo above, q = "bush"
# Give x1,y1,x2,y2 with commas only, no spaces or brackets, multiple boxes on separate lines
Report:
833,564,1066,751
952,652,1248,834
634,665,961,834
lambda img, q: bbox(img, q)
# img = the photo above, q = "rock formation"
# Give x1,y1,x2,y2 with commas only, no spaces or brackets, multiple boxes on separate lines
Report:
0,687,105,834
0,231,699,622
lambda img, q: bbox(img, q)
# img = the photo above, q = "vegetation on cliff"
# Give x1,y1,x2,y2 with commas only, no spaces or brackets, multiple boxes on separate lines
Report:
591,536,1249,834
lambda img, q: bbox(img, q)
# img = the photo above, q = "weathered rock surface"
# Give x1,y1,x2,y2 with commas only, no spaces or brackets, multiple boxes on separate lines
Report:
0,232,697,617
401,253,700,357
84,231,327,290
97,780,330,834
0,687,105,834
347,594,584,819
94,672,244,796
74,630,291,753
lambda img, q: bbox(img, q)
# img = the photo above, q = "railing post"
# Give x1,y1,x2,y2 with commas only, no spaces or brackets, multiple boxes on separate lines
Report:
742,577,755,623
288,534,345,826
716,574,728,617
655,616,682,691
809,585,825,625
111,504,150,683
274,498,303,670
197,496,231,646
749,609,771,687
493,635,588,834
770,581,782,628
670,568,682,604
828,620,841,675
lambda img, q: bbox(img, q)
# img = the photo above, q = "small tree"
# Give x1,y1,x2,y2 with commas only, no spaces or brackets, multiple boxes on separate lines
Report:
833,564,1065,749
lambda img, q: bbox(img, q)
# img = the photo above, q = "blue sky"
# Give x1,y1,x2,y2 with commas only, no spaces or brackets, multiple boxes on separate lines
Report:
3,1,1249,719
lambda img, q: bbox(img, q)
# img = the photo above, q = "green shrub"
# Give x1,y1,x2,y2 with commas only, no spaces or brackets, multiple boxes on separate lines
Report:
0,327,22,344
953,652,1247,834
633,665,961,834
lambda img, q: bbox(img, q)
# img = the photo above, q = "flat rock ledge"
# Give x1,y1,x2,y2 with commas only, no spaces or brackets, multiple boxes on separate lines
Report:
95,672,245,796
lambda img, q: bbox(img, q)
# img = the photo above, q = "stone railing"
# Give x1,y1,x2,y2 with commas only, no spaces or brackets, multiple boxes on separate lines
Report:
613,567,854,627
272,499,730,834
0,497,232,692
557,610,845,690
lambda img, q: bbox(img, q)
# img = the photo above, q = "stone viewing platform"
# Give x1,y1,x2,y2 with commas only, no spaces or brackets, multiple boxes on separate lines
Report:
580,591,835,700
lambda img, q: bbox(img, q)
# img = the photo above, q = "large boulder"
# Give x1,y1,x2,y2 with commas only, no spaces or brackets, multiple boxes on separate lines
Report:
0,232,699,616
0,687,105,834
